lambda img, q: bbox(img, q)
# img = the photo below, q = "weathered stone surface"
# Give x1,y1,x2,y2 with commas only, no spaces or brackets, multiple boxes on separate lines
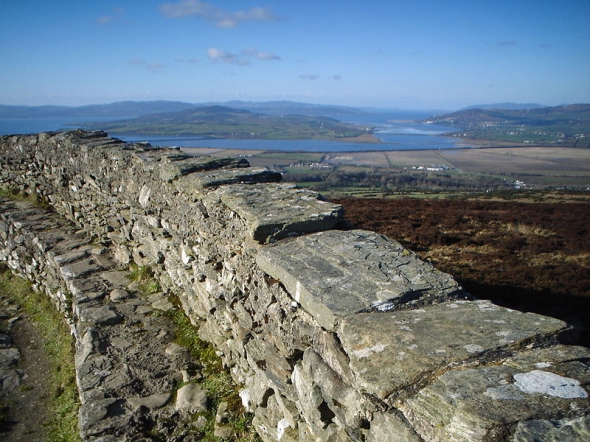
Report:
78,305,122,326
176,166,281,191
257,230,463,330
512,415,590,441
218,183,343,243
338,300,568,400
367,411,422,442
175,383,208,414
157,155,249,182
399,345,590,442
127,392,171,410
0,348,20,369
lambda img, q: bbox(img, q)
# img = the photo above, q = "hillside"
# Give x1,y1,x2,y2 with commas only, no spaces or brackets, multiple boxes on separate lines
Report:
426,104,590,147
81,105,367,140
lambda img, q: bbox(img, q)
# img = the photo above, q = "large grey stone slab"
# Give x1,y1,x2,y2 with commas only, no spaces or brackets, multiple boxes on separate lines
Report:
338,300,568,400
176,167,281,191
399,345,590,442
219,184,343,243
156,155,249,182
256,230,462,330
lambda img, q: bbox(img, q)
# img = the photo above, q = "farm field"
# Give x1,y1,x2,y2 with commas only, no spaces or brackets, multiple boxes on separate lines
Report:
333,195,590,346
182,146,590,192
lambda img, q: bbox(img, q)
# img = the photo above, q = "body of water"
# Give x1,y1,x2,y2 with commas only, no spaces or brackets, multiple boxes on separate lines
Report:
0,112,470,152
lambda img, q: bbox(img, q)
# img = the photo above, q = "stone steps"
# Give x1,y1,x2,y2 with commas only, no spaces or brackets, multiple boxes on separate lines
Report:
0,198,209,440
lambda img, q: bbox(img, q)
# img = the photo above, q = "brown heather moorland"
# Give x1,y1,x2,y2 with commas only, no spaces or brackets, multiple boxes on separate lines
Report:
333,195,590,346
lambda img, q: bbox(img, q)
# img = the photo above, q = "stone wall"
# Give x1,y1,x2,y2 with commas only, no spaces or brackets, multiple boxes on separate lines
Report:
1,130,589,441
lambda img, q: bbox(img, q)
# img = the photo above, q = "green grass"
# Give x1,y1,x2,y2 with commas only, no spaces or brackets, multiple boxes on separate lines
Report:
0,264,81,442
128,264,161,295
0,186,51,209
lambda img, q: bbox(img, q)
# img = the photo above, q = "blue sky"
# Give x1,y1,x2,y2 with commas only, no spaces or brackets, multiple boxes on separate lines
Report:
1,0,589,110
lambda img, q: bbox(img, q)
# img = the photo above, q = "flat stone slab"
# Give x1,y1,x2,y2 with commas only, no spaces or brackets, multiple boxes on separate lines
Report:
337,300,568,400
154,155,249,182
256,230,462,329
219,184,343,243
176,167,281,191
399,345,590,441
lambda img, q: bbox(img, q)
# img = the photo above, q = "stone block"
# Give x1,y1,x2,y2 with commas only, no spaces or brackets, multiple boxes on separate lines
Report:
338,300,568,400
399,346,590,442
157,155,249,182
218,183,343,243
257,230,462,330
176,167,281,191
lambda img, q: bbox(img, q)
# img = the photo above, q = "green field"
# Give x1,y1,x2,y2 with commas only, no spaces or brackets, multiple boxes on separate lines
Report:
84,105,367,140
237,146,590,197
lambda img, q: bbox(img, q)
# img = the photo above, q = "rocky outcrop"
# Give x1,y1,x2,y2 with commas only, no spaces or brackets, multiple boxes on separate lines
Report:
1,130,589,441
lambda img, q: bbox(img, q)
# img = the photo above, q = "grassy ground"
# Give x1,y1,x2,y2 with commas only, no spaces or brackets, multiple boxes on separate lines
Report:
0,264,81,442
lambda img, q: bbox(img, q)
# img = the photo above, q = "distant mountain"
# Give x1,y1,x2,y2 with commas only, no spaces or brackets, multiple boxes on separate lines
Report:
424,104,590,147
462,103,548,111
0,101,197,118
0,100,367,119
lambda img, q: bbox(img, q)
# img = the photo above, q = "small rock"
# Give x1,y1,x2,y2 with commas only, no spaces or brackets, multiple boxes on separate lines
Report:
216,401,229,424
175,383,208,414
0,348,20,369
109,288,131,301
135,305,154,315
165,343,187,357
79,306,122,326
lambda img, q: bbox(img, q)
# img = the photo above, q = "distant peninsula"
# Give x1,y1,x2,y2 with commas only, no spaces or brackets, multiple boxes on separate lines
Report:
425,104,590,148
80,105,372,141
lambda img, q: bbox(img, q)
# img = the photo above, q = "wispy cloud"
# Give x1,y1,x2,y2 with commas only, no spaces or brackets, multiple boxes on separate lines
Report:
241,49,281,61
207,48,250,65
539,43,552,49
159,0,280,28
176,57,200,63
97,7,125,25
129,58,165,70
206,48,281,65
299,74,341,81
497,40,518,46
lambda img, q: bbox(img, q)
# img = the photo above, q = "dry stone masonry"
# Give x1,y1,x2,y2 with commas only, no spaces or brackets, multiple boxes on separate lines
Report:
1,130,589,441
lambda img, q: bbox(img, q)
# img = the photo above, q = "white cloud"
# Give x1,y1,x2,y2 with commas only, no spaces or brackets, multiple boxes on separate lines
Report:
159,0,280,28
207,48,250,65
241,49,281,61
97,7,125,25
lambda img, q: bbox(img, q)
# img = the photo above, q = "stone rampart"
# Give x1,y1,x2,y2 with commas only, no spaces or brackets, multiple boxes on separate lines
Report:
1,130,589,441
